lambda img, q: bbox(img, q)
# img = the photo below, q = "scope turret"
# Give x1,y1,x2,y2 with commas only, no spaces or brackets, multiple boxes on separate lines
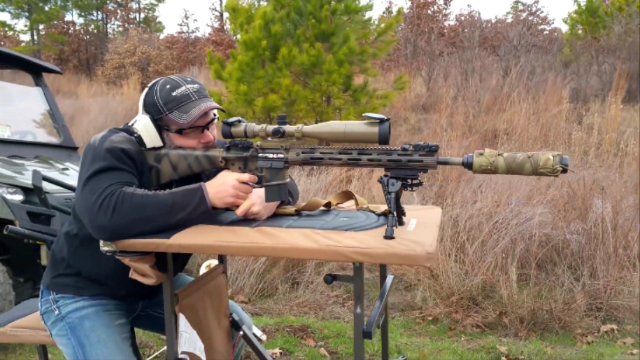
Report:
221,113,391,145
277,114,288,126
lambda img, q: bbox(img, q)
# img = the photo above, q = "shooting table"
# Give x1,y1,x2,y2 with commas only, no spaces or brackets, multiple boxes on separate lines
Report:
109,204,442,360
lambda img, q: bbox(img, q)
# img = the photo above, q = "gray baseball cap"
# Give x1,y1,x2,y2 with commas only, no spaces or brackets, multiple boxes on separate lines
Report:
143,75,226,128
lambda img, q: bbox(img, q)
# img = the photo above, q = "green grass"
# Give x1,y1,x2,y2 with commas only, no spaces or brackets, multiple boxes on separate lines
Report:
2,316,638,359
248,316,639,360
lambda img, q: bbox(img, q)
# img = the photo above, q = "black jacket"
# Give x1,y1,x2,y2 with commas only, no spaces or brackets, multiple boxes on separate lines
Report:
41,127,299,300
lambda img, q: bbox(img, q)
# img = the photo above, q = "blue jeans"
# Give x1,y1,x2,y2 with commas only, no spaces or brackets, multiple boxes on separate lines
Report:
39,273,252,360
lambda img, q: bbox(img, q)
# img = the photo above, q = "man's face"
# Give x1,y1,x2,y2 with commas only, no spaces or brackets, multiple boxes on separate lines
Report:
162,110,218,149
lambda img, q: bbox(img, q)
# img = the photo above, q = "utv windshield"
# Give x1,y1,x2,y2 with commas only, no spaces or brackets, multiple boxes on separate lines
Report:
0,70,62,144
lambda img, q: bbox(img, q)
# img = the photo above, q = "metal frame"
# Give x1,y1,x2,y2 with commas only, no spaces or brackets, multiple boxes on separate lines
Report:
324,263,405,360
0,47,64,74
161,253,273,360
0,172,145,360
0,47,81,161
3,169,406,359
36,344,48,360
160,254,404,360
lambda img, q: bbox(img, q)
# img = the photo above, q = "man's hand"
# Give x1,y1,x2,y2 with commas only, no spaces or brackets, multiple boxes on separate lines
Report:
234,187,280,220
204,170,257,208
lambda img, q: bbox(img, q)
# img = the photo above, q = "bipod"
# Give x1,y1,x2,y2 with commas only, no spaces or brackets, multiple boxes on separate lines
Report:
378,168,425,240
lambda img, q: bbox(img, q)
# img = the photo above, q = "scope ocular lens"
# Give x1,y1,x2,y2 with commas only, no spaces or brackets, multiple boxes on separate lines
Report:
221,122,233,139
378,120,390,145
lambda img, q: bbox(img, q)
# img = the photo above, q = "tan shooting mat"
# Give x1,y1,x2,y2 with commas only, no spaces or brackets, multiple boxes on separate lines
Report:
111,205,441,267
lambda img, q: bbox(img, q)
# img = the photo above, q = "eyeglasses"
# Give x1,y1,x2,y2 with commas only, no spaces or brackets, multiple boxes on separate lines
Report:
163,117,217,137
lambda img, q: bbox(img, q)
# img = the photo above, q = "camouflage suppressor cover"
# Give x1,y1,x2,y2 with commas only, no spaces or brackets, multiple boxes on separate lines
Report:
470,148,566,176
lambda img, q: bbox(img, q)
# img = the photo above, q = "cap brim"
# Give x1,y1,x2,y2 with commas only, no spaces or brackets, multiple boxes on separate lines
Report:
164,98,226,128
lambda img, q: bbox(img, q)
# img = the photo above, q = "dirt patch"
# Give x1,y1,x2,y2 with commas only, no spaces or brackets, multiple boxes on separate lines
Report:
260,323,314,340
239,322,347,360
241,284,427,326
136,337,159,358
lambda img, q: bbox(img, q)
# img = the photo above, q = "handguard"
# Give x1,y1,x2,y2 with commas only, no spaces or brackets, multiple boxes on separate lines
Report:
463,148,569,177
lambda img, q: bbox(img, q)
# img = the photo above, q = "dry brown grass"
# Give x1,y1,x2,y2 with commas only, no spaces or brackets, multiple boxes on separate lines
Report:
44,62,639,336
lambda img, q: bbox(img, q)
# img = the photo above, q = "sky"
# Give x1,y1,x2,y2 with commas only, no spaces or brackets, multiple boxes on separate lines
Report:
156,0,577,34
0,0,577,36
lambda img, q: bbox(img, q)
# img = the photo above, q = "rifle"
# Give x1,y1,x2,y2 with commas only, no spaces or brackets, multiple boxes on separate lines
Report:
144,113,570,240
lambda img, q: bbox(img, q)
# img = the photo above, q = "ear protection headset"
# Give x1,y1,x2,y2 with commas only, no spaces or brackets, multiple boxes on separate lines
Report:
126,77,165,149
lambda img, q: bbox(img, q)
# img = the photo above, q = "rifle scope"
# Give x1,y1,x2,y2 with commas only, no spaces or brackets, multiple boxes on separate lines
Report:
221,113,391,145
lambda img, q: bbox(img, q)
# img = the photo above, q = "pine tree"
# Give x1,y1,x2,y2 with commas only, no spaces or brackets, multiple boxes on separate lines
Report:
0,0,71,58
207,0,407,125
0,19,21,48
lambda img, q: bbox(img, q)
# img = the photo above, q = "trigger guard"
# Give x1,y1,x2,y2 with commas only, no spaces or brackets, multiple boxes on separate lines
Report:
250,174,264,187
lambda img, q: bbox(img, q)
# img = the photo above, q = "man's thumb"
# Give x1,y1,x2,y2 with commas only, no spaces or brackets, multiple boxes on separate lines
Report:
236,173,258,184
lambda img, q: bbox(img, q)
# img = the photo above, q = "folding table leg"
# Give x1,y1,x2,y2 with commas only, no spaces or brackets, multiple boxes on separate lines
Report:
36,345,49,360
363,265,395,359
353,262,366,359
325,263,402,359
217,255,227,273
380,264,390,360
230,313,273,360
162,253,179,360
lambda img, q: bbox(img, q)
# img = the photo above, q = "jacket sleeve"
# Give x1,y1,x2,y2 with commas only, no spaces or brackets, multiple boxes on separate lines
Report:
74,133,213,241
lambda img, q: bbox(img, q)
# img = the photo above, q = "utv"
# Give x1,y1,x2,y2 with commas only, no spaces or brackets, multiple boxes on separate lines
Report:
0,47,80,313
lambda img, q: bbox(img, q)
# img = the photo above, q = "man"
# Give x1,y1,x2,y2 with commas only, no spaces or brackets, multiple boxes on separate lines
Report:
39,75,300,359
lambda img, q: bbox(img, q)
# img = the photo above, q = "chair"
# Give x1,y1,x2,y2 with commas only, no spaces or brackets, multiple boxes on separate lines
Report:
0,170,144,359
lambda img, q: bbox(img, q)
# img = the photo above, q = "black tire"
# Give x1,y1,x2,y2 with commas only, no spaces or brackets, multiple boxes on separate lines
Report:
0,262,15,313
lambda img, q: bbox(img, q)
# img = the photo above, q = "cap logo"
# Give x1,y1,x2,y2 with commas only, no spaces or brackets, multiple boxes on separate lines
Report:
171,84,200,96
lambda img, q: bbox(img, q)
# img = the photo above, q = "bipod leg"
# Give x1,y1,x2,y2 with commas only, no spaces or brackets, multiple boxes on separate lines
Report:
395,188,406,227
378,175,403,240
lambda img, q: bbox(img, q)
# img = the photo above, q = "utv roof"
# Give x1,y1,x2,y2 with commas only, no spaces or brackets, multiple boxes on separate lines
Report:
0,47,63,75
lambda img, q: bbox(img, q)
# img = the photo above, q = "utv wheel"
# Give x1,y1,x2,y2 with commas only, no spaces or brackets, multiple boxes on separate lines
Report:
0,262,15,313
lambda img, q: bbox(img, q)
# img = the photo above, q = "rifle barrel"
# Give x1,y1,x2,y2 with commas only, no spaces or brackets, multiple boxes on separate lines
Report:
143,144,569,189
436,157,463,166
